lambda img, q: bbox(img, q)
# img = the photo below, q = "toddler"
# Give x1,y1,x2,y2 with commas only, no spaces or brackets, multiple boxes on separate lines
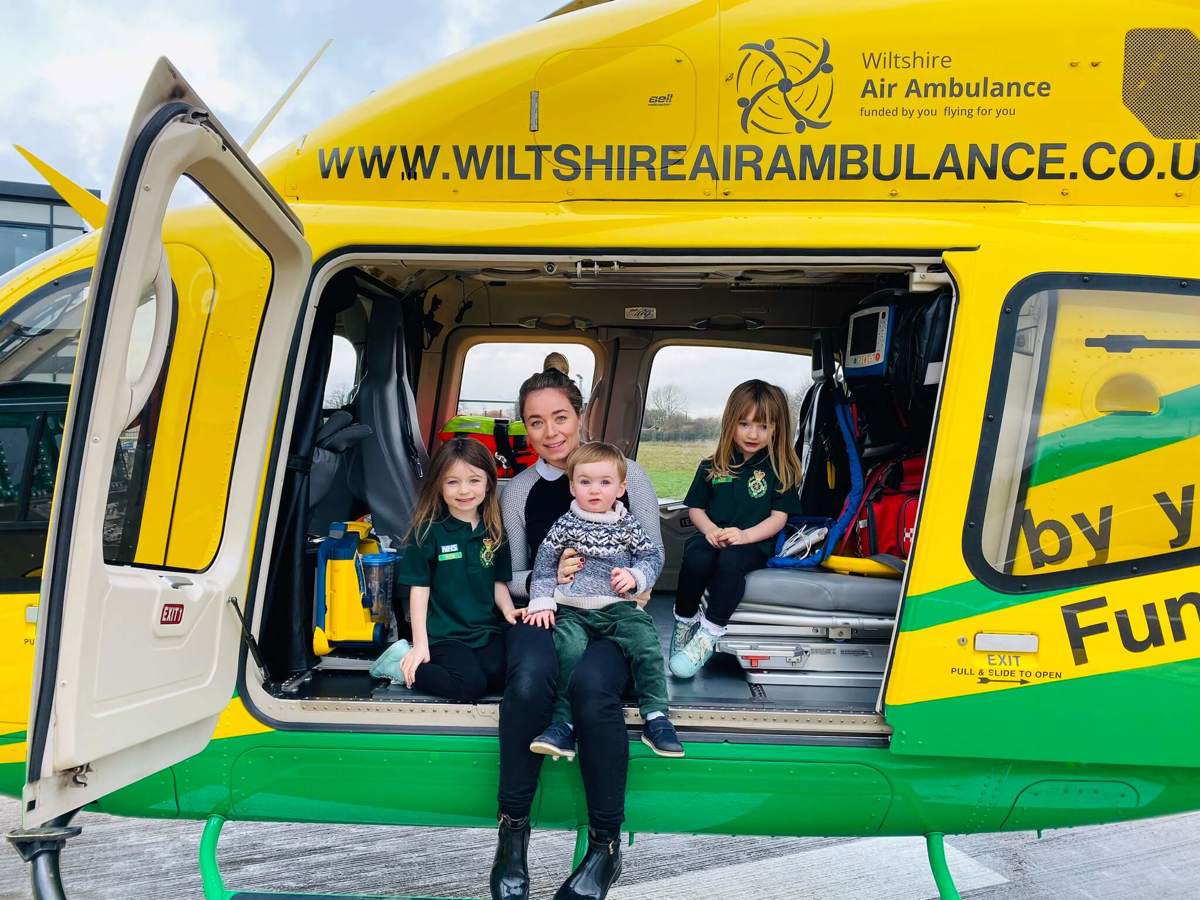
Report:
525,442,683,759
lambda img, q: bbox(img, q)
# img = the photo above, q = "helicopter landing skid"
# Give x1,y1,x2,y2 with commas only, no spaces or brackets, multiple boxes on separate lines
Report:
199,815,485,900
925,832,962,900
5,812,82,900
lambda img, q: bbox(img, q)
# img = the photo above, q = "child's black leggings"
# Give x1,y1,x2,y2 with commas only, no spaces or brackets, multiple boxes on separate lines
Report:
413,632,506,700
674,539,766,628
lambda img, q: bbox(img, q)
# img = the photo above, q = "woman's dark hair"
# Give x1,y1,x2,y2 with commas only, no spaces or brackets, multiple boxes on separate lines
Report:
517,361,584,421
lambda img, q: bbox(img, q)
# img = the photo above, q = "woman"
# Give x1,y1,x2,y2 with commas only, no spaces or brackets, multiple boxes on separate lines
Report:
491,360,663,900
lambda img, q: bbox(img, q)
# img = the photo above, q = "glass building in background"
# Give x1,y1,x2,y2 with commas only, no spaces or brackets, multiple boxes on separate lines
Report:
0,181,96,274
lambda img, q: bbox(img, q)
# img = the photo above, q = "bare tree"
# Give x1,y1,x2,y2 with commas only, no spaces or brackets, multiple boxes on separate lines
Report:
646,384,688,430
787,385,808,430
324,386,356,410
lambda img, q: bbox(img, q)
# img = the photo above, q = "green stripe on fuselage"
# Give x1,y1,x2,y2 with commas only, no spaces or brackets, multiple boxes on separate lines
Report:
899,579,1061,632
888,656,1200,769
0,731,25,746
1029,383,1200,489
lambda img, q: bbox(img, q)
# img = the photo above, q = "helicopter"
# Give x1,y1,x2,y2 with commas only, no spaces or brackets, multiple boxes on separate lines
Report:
0,0,1198,897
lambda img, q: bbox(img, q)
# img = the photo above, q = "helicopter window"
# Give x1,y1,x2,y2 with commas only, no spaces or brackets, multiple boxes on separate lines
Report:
0,409,64,518
636,343,810,500
0,271,90,585
455,341,595,420
967,274,1200,592
323,334,359,410
0,269,91,384
0,423,31,521
0,408,64,586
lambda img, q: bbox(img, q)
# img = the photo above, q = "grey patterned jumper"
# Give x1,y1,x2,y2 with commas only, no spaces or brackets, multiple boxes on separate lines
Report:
502,457,664,599
527,500,665,613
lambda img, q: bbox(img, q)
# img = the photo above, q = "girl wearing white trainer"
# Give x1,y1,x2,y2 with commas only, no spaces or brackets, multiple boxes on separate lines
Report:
669,380,802,679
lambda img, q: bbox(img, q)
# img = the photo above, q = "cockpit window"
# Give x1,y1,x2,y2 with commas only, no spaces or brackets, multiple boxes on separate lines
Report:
0,269,91,384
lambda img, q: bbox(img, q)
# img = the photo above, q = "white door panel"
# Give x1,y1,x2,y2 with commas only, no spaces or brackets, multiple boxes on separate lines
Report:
23,58,310,825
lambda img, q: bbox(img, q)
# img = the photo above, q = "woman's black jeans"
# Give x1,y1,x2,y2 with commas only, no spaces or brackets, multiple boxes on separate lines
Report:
498,622,631,837
498,621,558,819
569,637,633,837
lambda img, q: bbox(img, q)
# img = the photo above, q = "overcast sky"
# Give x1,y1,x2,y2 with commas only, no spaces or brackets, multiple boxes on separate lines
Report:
0,0,555,190
4,2,814,423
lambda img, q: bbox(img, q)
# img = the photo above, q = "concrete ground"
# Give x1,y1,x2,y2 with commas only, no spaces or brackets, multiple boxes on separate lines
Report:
2,800,1199,899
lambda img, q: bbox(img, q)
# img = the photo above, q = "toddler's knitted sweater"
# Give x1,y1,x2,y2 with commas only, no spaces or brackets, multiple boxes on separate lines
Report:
527,501,664,613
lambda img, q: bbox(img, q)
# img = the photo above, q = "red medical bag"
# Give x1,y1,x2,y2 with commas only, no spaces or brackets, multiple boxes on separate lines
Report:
840,455,924,559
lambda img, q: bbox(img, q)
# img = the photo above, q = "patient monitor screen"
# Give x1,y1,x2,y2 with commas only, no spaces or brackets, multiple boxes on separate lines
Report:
849,312,881,357
845,306,891,374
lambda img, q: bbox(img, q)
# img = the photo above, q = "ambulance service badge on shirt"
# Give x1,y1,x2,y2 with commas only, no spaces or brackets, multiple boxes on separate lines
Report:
480,538,496,568
748,470,768,499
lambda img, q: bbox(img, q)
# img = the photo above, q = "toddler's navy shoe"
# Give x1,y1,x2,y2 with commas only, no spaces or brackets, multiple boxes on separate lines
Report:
529,722,576,761
641,716,685,758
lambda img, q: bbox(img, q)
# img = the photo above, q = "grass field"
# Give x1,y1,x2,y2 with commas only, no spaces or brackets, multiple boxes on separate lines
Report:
635,440,712,500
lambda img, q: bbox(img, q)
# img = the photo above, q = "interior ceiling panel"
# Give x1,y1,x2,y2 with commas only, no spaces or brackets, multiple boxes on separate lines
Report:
358,258,930,331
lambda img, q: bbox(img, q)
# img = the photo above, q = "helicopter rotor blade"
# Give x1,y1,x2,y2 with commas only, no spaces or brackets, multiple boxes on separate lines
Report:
244,38,333,153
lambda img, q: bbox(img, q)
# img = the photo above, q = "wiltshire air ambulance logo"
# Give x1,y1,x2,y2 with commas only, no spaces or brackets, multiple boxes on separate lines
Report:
480,538,496,568
748,470,768,499
737,37,834,134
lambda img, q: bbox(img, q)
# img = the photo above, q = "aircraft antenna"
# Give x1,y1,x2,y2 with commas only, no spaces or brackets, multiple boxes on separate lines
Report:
244,39,333,153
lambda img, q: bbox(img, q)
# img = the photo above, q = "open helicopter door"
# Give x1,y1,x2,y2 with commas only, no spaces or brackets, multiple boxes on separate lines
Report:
22,59,310,825
883,230,1200,768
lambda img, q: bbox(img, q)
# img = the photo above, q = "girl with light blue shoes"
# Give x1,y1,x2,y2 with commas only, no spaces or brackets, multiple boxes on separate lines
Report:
669,380,803,678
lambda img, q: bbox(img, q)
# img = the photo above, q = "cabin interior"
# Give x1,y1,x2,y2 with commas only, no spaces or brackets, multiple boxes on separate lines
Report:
250,252,953,737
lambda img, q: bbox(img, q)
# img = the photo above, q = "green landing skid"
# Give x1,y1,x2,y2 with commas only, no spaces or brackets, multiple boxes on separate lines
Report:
200,816,483,900
202,816,954,898
925,832,962,900
228,895,469,900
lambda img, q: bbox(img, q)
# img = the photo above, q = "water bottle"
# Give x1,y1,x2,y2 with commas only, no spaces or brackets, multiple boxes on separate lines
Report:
361,552,398,642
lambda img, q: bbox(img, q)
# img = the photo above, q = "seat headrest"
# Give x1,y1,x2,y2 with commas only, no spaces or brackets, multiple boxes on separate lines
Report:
811,331,837,384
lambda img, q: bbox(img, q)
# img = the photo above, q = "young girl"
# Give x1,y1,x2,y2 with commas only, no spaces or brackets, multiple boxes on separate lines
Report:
669,379,803,679
380,437,521,700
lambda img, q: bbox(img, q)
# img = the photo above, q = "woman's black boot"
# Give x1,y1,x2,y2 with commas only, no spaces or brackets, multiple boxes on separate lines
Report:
490,814,531,900
553,830,622,900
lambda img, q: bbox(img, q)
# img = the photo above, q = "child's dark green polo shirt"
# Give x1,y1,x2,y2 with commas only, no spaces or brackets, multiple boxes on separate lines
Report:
683,449,802,554
397,515,511,647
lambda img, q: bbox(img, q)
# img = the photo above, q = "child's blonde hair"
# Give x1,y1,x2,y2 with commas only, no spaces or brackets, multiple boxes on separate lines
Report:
709,380,802,491
566,441,627,482
406,437,503,546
